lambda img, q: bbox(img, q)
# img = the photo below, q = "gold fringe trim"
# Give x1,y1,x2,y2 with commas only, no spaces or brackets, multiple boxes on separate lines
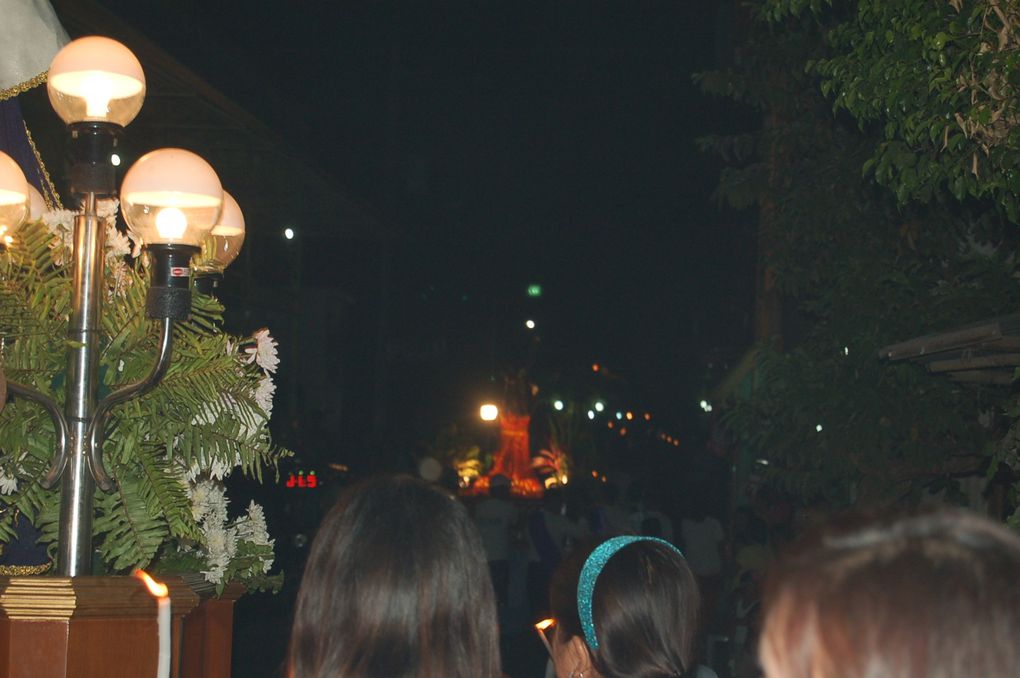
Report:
0,561,52,576
23,123,62,210
0,72,47,102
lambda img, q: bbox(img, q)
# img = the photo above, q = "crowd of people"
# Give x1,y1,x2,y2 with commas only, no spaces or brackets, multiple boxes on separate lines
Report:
284,475,1020,678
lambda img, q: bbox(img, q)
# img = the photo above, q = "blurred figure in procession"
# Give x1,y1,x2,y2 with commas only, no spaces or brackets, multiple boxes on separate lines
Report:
474,474,519,613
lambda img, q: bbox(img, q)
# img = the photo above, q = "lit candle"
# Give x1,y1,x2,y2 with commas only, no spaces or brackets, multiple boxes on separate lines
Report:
534,618,555,656
135,570,170,678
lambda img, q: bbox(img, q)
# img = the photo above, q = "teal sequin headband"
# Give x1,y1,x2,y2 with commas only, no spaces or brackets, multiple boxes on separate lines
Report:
577,535,684,650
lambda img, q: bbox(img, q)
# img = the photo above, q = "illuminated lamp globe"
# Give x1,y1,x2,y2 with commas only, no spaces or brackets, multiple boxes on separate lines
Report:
27,185,46,221
0,152,29,236
121,148,223,248
200,191,245,270
480,403,499,421
47,36,145,126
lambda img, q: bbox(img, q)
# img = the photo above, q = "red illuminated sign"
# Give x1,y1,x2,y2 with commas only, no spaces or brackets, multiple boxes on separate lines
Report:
285,470,318,489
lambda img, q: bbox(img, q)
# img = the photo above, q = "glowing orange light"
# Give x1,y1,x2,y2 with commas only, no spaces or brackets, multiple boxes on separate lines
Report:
134,569,168,598
592,363,600,372
620,427,628,436
591,470,598,478
607,421,614,429
644,413,651,421
534,618,556,655
673,440,680,447
626,412,634,421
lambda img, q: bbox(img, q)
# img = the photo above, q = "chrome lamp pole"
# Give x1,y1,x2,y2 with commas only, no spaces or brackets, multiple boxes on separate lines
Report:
0,36,230,576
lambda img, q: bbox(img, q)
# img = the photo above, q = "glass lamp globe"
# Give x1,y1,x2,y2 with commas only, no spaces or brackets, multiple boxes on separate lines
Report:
121,148,223,248
48,36,145,126
0,152,29,236
201,191,245,270
27,185,46,221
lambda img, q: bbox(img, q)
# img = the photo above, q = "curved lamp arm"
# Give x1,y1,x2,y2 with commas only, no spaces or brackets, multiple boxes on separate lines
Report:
5,380,71,489
86,318,173,492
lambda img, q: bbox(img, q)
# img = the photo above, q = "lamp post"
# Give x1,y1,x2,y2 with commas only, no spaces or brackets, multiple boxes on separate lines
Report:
0,36,241,576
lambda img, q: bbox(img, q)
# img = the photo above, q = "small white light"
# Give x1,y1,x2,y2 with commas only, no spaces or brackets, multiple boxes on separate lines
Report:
110,153,121,167
553,400,564,411
525,319,536,329
816,424,823,433
615,411,623,420
594,401,605,412
3,235,12,245
843,346,849,356
706,404,713,413
284,227,295,240
756,458,770,466
587,410,595,420
480,404,499,421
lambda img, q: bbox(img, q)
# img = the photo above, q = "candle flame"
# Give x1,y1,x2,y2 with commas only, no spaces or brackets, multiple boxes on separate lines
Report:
134,569,168,598
535,618,555,631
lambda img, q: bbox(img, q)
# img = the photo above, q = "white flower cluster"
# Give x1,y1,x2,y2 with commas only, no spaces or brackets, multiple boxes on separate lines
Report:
242,328,278,420
0,454,30,495
188,479,235,584
0,468,18,495
245,328,280,374
40,200,138,297
186,480,274,583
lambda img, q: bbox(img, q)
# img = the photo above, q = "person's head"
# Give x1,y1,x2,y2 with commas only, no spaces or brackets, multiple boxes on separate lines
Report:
288,475,500,678
489,473,511,500
760,508,1020,678
546,536,700,678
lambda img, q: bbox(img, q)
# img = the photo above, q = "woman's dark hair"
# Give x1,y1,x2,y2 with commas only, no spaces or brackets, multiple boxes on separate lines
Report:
288,475,500,678
760,508,1020,678
550,537,700,678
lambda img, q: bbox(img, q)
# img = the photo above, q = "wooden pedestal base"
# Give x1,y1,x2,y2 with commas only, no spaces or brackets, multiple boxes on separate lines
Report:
0,575,242,678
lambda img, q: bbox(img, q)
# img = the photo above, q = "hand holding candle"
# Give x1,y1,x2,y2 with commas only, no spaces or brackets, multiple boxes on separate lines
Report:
135,569,170,678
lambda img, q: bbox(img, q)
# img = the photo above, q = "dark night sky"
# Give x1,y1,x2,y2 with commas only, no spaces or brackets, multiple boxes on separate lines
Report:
99,1,756,438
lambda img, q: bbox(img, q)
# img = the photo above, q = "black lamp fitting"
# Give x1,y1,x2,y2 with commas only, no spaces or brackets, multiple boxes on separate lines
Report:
145,244,199,321
68,121,123,198
194,271,224,297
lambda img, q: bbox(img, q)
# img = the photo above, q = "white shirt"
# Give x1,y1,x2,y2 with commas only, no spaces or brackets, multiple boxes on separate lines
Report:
473,497,517,562
681,517,724,576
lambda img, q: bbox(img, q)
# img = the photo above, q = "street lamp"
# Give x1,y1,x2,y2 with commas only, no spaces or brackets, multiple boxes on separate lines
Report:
480,403,499,421
0,154,29,244
1,36,238,576
195,191,245,294
121,147,222,318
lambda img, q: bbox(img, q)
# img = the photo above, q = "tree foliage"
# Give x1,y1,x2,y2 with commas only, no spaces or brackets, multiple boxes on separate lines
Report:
698,1,1020,506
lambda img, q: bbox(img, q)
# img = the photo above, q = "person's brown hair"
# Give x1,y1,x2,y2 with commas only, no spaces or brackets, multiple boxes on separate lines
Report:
760,508,1020,678
287,475,500,678
549,537,700,678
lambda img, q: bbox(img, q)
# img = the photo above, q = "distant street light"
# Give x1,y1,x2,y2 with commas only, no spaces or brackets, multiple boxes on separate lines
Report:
525,319,536,330
480,403,499,421
553,400,564,411
594,401,605,412
284,227,295,240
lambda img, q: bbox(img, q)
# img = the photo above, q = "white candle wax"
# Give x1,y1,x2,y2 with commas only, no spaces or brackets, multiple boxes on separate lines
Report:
157,595,170,678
